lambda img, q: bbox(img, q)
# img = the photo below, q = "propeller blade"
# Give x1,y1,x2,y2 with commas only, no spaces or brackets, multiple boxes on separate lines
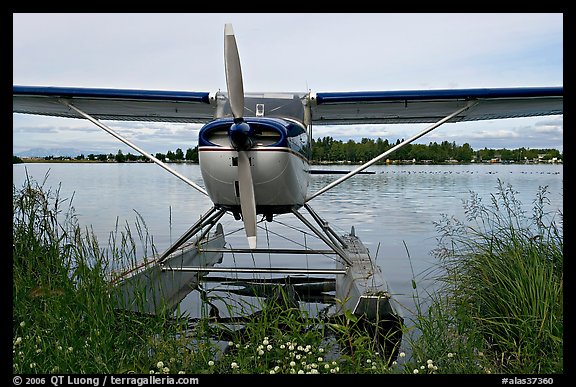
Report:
225,24,256,248
224,23,245,120
237,151,257,249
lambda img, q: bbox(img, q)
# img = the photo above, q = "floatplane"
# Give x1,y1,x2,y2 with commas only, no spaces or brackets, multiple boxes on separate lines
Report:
13,23,562,354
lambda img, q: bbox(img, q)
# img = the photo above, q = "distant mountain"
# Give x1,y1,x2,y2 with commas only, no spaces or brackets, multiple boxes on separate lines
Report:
14,148,104,158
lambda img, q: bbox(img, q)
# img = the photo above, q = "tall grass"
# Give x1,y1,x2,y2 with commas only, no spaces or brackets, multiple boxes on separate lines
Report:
406,179,563,373
12,173,191,373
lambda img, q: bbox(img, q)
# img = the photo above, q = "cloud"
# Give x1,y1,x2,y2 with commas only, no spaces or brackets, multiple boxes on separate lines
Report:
13,13,563,154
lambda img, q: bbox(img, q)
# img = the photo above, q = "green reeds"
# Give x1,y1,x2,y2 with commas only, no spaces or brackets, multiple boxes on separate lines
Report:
12,173,191,373
407,179,563,373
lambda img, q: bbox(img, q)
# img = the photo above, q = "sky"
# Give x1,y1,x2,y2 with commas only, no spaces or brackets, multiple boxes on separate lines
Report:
13,13,564,156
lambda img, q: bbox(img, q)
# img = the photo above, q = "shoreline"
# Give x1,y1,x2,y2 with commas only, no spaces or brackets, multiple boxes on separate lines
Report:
13,158,563,165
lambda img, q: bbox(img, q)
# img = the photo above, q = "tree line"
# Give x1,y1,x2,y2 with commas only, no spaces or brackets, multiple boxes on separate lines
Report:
15,136,562,164
311,137,562,163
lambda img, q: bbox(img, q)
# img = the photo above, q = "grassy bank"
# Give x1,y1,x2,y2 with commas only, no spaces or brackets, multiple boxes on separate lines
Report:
12,175,562,374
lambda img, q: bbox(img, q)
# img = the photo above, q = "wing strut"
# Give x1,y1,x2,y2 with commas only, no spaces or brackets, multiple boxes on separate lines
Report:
306,101,479,202
61,99,209,197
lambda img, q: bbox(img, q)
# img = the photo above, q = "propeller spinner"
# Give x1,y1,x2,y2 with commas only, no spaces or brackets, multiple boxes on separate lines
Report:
224,23,257,249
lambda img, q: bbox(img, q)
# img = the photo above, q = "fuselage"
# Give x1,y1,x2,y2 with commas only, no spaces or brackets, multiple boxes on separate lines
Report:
198,115,310,219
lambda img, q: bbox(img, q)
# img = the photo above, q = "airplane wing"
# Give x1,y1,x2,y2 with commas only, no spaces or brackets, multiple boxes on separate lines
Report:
14,85,562,125
309,87,563,125
13,85,218,123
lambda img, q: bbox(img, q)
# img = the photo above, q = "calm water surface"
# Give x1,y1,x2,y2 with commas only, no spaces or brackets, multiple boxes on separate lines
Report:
13,162,563,346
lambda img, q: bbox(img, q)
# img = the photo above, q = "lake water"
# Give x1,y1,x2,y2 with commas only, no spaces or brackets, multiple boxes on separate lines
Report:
13,162,563,349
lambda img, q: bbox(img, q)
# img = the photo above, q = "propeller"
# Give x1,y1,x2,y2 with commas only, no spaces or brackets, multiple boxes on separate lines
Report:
224,23,257,249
